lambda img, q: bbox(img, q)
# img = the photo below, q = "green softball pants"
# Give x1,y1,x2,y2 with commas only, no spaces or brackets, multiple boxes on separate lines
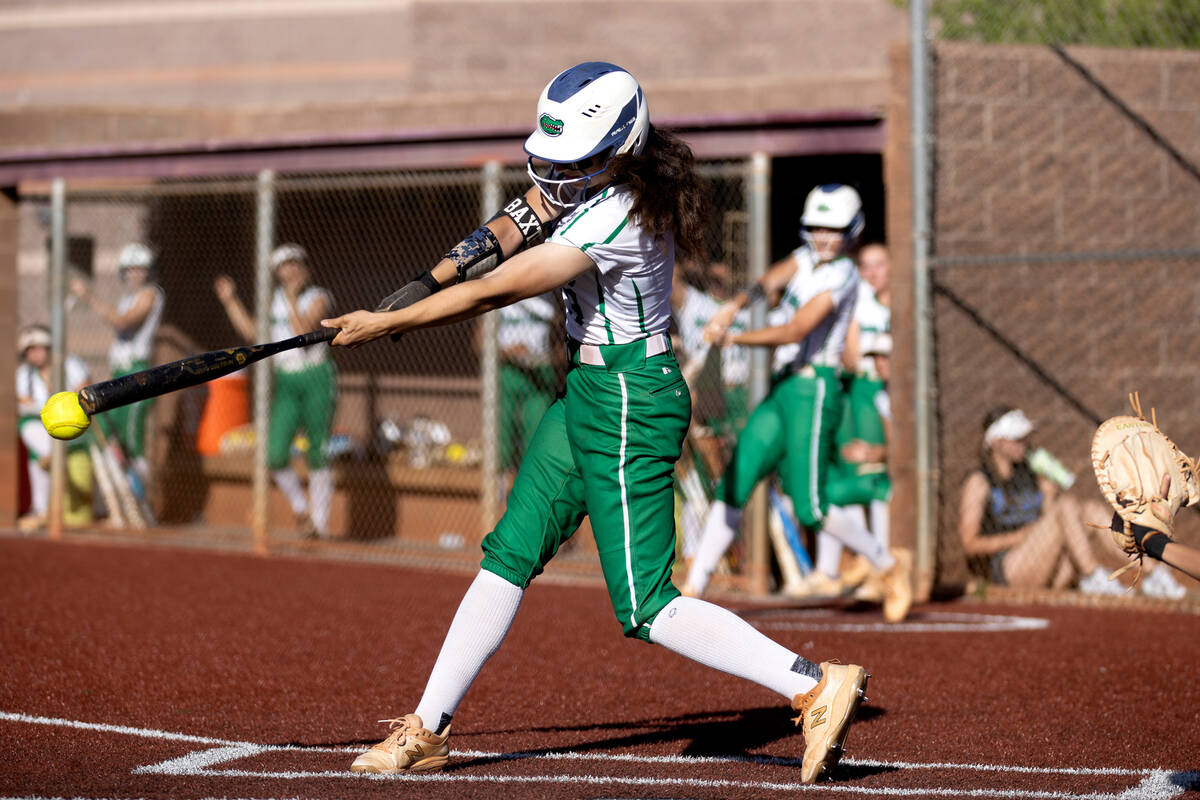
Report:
713,366,844,528
480,337,691,641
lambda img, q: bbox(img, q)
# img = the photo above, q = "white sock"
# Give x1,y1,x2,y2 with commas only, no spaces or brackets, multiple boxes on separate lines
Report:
815,531,844,578
823,504,893,570
649,596,819,699
28,461,49,516
685,500,742,594
272,468,307,516
870,500,890,549
414,570,523,733
308,467,334,533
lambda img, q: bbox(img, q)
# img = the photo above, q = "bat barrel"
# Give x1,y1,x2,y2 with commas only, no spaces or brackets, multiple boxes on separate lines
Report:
78,327,337,416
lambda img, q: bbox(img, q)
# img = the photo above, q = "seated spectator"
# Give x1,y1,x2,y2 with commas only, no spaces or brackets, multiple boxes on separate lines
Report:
958,405,1186,598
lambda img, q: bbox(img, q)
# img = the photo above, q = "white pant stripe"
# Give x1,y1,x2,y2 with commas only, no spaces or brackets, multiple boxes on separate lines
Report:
808,378,825,523
617,373,638,626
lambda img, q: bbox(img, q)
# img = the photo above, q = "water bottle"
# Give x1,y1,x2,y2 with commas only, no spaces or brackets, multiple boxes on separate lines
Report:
1029,447,1075,489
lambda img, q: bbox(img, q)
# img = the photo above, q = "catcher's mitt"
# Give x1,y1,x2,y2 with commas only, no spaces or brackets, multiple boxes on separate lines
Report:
1091,393,1199,578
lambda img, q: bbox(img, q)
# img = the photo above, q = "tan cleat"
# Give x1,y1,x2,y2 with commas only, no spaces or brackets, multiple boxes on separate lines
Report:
839,554,874,590
350,714,450,774
792,661,868,784
882,547,913,623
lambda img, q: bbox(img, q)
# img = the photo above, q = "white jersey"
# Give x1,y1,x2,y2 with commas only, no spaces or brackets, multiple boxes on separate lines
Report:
672,284,750,386
109,285,165,371
270,285,333,373
853,281,890,376
769,247,858,376
874,387,892,422
549,185,673,346
498,292,557,367
16,356,89,417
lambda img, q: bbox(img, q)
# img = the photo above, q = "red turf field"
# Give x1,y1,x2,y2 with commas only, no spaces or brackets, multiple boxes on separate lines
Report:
2,534,1198,799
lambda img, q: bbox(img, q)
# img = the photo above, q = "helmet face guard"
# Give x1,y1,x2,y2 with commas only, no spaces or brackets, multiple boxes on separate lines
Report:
524,62,649,208
524,156,611,208
799,184,865,256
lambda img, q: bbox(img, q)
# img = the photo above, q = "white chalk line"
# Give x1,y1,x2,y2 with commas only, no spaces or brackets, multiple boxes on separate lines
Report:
748,610,1050,633
2,711,1196,799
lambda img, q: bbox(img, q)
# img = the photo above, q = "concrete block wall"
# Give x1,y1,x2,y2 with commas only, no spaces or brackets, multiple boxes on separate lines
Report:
0,0,906,153
928,42,1200,586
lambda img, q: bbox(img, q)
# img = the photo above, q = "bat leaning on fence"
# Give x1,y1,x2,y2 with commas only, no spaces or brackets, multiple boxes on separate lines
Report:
90,423,147,529
78,327,338,416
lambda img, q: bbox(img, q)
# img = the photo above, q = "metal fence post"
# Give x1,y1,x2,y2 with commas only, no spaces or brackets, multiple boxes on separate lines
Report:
745,152,772,595
911,0,936,595
46,178,67,541
478,161,502,538
252,169,276,554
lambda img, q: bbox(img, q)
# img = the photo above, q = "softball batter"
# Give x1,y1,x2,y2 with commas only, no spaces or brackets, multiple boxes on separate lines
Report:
326,62,867,784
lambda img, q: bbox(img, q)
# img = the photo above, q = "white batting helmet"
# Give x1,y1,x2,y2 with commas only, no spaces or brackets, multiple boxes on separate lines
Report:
800,184,865,251
524,62,649,207
118,242,155,272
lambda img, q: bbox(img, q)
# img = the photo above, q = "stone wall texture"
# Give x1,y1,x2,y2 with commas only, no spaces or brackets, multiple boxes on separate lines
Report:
926,41,1200,587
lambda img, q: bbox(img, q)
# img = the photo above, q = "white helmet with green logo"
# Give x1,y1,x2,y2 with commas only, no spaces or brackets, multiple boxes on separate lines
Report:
800,184,865,252
523,62,649,207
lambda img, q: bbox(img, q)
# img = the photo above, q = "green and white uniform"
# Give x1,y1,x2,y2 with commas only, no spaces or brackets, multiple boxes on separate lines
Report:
99,284,165,459
497,293,558,470
827,281,890,506
713,247,858,526
672,285,751,438
480,185,690,640
268,285,337,470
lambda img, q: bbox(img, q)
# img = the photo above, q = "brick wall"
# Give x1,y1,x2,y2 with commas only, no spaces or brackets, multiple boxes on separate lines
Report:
927,42,1200,586
0,0,906,153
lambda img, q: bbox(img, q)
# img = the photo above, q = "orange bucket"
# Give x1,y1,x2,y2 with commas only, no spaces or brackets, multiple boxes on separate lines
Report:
195,373,250,455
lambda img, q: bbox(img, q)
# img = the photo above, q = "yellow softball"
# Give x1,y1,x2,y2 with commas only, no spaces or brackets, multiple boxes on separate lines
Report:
41,391,91,441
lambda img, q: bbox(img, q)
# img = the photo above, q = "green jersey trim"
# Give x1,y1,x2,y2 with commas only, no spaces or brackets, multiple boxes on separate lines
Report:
631,279,648,335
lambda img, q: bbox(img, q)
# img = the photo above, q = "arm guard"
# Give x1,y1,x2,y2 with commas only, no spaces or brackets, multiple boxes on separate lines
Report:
494,195,555,249
445,225,504,285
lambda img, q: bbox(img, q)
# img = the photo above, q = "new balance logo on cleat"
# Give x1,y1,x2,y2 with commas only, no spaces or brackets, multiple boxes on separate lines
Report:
350,714,451,774
791,661,868,784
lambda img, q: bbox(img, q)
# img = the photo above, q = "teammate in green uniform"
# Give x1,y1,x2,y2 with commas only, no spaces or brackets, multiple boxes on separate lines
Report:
70,242,165,490
215,244,337,538
807,242,898,599
682,188,911,623
324,62,867,785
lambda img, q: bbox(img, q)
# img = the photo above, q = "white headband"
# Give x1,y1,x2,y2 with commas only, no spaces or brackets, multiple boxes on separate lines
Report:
984,409,1033,445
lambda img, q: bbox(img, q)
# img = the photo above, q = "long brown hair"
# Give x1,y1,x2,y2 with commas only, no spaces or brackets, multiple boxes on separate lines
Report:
607,125,709,265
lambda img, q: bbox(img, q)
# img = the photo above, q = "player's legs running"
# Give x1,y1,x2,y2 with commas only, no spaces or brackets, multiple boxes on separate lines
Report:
683,392,787,596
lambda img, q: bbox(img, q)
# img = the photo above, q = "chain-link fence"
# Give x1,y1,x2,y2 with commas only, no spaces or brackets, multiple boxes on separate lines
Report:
920,0,1200,600
17,159,753,575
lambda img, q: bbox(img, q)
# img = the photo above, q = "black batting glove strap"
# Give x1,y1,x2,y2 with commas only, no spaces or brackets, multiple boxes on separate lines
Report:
417,269,441,294
743,282,766,304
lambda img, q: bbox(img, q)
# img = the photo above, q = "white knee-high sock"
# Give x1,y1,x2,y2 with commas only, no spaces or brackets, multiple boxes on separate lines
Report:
685,500,742,595
272,468,307,515
649,596,820,699
414,570,523,733
308,467,334,533
870,499,890,549
815,530,844,577
823,504,893,570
